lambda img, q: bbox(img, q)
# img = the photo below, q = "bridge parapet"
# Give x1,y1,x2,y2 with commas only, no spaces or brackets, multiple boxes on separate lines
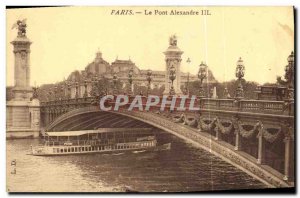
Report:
41,95,293,116
199,98,293,115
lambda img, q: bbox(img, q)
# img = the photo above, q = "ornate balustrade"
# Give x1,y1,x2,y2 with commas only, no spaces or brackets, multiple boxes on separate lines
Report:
239,100,285,113
199,98,292,115
41,96,293,116
199,98,236,110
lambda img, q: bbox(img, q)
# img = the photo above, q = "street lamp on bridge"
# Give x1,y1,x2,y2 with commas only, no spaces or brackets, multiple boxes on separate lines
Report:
286,51,295,88
185,57,191,96
67,81,71,99
112,73,118,95
63,81,67,100
146,69,152,96
48,88,52,101
75,81,79,99
128,67,134,95
235,57,245,99
169,64,176,96
83,79,88,99
60,84,64,100
198,61,207,98
54,85,58,101
276,51,295,100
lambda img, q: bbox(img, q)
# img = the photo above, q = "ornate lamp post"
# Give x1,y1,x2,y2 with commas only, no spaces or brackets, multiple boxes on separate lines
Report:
54,85,58,101
90,76,98,105
169,65,176,95
286,51,294,88
75,81,79,99
67,82,71,99
235,57,245,99
198,62,207,98
128,67,134,95
146,69,152,96
63,81,67,100
223,87,230,99
60,85,64,101
83,79,88,98
112,73,118,95
285,51,294,100
48,88,53,101
185,58,191,95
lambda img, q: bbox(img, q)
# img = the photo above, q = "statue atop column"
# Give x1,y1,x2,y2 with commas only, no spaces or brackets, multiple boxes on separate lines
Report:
169,35,177,46
7,18,41,139
10,18,32,100
11,19,27,37
164,35,183,95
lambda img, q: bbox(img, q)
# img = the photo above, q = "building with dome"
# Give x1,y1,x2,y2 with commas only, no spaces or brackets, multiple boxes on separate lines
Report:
37,37,217,101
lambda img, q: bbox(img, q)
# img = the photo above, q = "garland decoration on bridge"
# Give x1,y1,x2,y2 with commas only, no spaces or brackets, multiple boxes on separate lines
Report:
183,115,197,127
214,118,234,135
238,121,260,139
172,114,184,123
163,111,172,118
199,117,217,131
154,110,161,114
258,126,282,143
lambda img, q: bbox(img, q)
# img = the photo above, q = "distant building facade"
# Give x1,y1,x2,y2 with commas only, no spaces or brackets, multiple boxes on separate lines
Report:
38,40,217,100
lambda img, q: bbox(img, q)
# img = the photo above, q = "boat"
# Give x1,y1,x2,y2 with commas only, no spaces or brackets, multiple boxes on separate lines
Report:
30,128,170,156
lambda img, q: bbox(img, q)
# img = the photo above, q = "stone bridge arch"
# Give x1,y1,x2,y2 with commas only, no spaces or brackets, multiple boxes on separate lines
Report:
45,106,152,132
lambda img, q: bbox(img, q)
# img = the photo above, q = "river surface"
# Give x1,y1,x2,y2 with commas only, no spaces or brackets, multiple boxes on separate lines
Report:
7,129,267,192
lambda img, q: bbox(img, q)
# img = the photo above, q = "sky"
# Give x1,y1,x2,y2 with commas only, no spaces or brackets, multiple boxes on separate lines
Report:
6,6,294,86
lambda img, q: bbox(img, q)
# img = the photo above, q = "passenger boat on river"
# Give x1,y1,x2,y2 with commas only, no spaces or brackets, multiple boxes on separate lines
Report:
30,128,170,156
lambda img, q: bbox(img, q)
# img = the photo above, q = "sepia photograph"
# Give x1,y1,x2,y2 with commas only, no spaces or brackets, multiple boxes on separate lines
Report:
5,6,295,193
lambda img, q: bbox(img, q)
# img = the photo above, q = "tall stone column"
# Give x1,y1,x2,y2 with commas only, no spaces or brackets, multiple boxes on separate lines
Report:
283,124,294,181
233,117,241,151
257,121,265,164
257,132,265,164
6,19,40,139
163,35,183,95
11,32,33,100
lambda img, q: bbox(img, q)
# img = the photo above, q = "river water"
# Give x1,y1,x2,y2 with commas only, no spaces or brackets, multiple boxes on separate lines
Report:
6,129,267,192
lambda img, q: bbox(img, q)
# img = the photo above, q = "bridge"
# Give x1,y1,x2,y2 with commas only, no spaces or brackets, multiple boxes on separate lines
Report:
40,95,294,188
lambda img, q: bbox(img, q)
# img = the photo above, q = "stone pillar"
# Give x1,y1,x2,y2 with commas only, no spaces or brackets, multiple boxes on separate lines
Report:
283,124,294,181
11,35,33,100
163,35,183,95
6,20,41,139
283,137,291,181
29,99,40,131
214,128,219,140
257,126,265,164
234,131,241,151
232,117,241,151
